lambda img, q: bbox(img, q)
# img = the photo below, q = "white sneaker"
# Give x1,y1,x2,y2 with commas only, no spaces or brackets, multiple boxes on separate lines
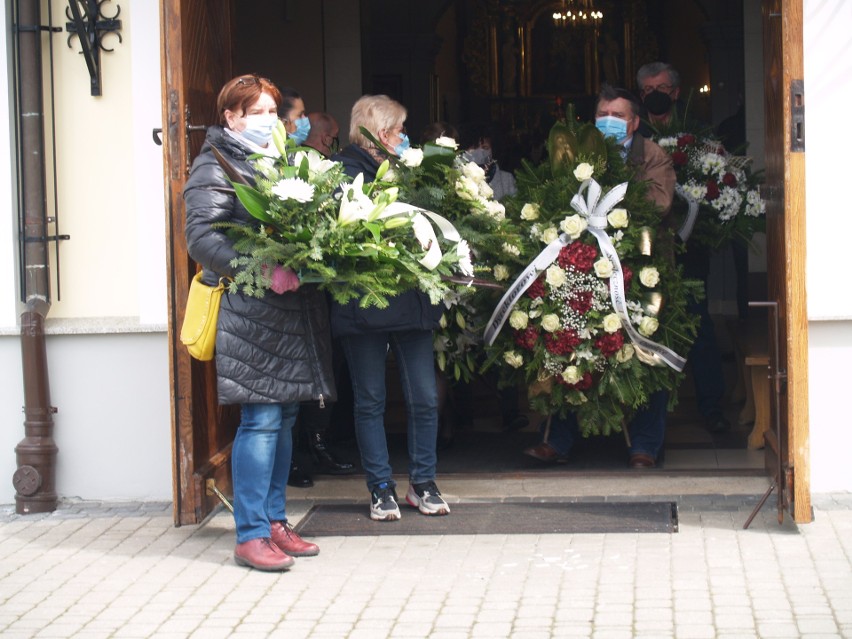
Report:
370,483,401,521
405,481,450,516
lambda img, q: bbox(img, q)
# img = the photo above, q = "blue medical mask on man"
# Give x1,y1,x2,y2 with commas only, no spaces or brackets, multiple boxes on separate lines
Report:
595,115,629,143
240,113,278,147
393,132,411,156
289,116,311,145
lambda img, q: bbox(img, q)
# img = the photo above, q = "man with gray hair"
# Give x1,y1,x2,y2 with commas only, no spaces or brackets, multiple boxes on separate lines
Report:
636,61,682,127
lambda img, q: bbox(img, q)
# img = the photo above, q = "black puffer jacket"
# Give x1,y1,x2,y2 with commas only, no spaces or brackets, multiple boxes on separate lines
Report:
328,144,443,338
183,126,336,405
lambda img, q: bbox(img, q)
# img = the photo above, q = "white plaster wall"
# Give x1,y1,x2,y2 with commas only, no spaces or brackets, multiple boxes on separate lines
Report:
0,2,171,505
0,3,21,329
804,0,852,493
0,331,172,505
43,0,166,322
804,0,852,320
808,322,852,492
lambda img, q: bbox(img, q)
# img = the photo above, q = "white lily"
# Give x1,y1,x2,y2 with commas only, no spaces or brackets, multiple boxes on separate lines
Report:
293,150,336,175
337,173,374,225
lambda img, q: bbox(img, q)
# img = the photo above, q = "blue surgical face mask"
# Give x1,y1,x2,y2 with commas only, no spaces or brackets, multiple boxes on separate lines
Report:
240,113,277,146
467,147,493,166
393,132,411,156
289,116,311,145
595,115,629,142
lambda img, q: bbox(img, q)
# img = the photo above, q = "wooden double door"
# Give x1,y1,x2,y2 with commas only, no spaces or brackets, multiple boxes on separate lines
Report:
160,0,811,526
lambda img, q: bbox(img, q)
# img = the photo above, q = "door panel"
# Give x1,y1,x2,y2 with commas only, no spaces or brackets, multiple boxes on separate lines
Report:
761,0,811,523
161,0,237,525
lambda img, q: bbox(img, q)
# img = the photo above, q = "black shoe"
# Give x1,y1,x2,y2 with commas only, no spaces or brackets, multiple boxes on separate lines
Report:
707,412,731,433
309,432,356,475
287,463,314,488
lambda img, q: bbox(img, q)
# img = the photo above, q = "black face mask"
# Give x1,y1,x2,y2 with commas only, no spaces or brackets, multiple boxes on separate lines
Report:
643,90,673,116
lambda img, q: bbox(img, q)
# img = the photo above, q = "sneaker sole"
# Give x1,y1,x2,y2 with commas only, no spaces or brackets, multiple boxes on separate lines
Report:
405,495,450,516
370,509,401,521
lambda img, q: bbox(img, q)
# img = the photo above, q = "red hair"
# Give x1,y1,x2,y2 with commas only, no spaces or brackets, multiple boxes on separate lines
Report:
216,74,283,125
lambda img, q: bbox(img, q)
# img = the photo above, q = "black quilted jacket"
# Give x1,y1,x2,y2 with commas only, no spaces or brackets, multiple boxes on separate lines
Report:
183,126,336,405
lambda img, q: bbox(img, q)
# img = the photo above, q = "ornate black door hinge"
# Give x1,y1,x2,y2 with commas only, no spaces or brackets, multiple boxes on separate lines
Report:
65,0,122,96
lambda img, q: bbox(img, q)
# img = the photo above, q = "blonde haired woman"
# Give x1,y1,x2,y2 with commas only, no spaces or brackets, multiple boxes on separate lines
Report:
330,95,451,522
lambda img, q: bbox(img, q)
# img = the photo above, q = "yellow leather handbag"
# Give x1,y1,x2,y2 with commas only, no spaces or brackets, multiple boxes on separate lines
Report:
179,272,226,361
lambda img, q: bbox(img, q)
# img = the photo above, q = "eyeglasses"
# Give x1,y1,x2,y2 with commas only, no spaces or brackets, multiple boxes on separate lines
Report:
642,83,674,94
236,75,265,86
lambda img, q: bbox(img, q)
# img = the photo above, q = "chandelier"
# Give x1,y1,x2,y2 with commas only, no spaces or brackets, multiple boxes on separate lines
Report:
552,0,603,28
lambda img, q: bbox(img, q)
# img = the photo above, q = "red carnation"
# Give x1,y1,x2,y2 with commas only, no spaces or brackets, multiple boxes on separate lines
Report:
572,372,594,390
569,291,593,314
514,327,540,351
677,134,695,147
705,180,720,201
671,150,688,167
559,240,597,272
526,276,546,300
557,370,594,391
544,329,581,355
595,331,625,357
722,172,738,187
622,264,633,289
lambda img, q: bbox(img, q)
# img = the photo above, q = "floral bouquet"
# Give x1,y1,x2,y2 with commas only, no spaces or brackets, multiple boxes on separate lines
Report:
373,133,528,382
484,117,700,437
654,131,766,249
213,122,473,308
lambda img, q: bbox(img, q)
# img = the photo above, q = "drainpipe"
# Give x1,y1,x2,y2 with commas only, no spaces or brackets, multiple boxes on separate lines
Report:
11,0,58,514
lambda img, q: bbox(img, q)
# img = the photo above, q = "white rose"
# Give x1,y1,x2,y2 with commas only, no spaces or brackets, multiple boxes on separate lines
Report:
502,242,520,256
561,366,582,384
573,162,594,181
560,214,588,240
602,313,622,333
484,200,505,220
594,258,613,278
478,181,494,199
462,162,486,183
455,176,478,200
639,266,660,288
493,264,510,281
615,344,635,363
434,136,458,149
541,227,559,244
607,208,629,228
509,310,529,330
521,203,540,220
504,351,524,368
400,147,424,168
638,316,659,337
545,265,567,288
540,313,561,332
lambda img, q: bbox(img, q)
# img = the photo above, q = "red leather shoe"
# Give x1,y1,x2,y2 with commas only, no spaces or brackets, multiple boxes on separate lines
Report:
271,521,320,557
234,538,294,571
523,442,568,464
628,453,656,469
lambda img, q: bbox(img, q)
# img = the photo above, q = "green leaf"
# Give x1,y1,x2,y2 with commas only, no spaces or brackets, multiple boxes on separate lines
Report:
232,183,275,225
422,143,456,169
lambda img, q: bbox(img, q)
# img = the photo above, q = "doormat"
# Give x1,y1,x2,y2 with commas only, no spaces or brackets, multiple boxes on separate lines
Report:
293,501,678,536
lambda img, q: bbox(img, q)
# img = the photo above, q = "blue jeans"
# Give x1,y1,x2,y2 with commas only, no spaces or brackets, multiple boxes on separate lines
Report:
232,402,299,544
545,389,669,459
341,330,439,490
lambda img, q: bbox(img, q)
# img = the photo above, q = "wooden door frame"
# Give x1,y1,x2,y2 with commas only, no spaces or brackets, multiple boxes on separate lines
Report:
763,0,811,523
160,0,235,526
